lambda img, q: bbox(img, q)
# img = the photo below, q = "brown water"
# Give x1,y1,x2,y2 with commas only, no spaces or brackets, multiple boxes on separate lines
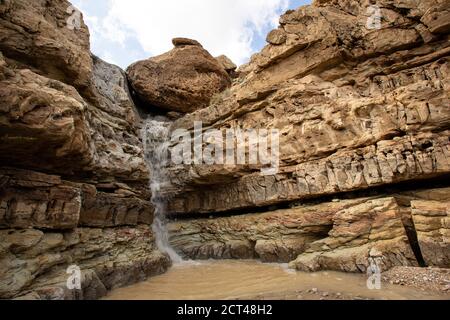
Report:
104,260,448,300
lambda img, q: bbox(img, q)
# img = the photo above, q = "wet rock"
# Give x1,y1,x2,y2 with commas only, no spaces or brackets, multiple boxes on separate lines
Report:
87,55,149,182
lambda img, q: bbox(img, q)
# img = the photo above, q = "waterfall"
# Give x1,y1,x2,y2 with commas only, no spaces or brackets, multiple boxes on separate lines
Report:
142,117,183,264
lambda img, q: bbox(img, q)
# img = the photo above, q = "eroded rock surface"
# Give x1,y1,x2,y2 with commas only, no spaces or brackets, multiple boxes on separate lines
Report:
1,225,170,300
0,0,169,300
216,55,238,77
1,0,449,299
0,0,93,91
164,0,450,273
169,199,340,262
411,200,450,268
127,38,231,113
169,187,450,272
289,197,417,272
163,0,450,214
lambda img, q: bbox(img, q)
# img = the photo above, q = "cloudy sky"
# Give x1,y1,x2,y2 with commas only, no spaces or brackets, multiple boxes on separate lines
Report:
71,0,311,69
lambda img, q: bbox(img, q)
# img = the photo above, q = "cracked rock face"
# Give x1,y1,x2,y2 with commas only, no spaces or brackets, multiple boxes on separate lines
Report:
0,0,169,300
168,188,450,271
164,0,450,215
127,38,231,113
164,0,450,272
411,200,450,267
0,226,170,300
1,0,450,299
0,0,93,91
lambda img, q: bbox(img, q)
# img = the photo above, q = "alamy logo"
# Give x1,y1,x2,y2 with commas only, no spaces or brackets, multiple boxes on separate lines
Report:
170,122,280,176
66,5,82,30
66,265,82,290
366,5,382,30
366,257,382,290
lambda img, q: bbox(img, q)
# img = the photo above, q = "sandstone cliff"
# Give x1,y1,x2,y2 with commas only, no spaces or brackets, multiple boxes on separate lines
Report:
0,0,170,299
127,38,231,113
0,0,449,300
165,0,450,272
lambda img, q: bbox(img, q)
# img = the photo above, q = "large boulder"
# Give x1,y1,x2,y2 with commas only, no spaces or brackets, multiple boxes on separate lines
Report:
162,0,450,273
127,38,231,113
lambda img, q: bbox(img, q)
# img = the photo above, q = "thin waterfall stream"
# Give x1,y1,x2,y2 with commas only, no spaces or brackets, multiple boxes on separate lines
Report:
142,117,183,264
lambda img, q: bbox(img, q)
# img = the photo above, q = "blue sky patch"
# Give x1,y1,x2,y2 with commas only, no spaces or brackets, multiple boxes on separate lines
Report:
72,0,311,69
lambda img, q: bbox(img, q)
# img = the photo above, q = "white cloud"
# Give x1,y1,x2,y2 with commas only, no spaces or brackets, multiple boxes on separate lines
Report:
100,50,119,66
96,0,289,65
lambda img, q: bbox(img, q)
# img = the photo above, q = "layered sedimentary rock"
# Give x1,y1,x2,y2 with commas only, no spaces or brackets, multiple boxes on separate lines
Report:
0,225,170,300
215,55,238,78
1,0,450,299
0,169,81,230
127,38,231,113
169,198,339,262
289,197,417,272
411,200,450,268
164,0,450,272
169,198,366,263
0,0,92,91
0,52,91,173
0,34,147,181
163,0,450,210
0,168,154,229
0,0,169,300
169,187,450,272
167,132,450,214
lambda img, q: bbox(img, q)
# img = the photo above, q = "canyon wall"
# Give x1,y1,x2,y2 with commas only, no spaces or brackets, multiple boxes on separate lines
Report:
0,0,449,299
165,0,450,272
0,0,170,299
